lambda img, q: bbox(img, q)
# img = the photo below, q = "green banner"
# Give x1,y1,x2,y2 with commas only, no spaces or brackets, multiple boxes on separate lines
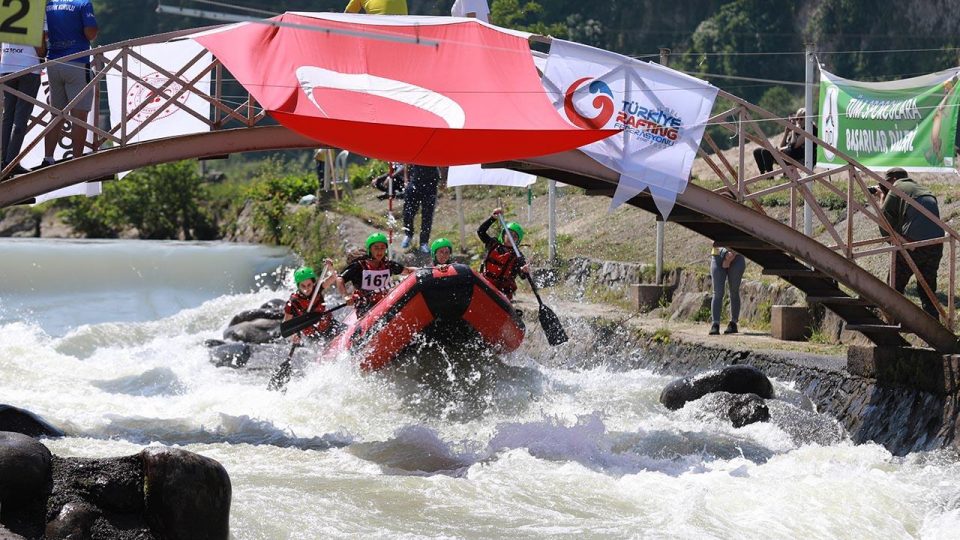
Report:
819,68,960,172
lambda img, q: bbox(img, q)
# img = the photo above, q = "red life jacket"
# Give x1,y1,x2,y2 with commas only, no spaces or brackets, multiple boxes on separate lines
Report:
284,291,331,336
482,244,520,299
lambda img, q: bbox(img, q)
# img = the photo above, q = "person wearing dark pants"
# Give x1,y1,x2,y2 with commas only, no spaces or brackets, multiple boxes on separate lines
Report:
753,107,817,174
401,164,440,253
880,167,945,319
709,247,745,335
0,39,45,176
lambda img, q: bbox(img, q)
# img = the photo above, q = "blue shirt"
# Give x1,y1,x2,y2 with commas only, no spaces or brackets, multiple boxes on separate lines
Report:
46,0,97,63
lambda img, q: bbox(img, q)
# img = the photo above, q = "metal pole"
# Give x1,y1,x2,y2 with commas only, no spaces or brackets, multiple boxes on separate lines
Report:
456,185,466,253
655,48,670,284
804,43,816,237
548,179,557,262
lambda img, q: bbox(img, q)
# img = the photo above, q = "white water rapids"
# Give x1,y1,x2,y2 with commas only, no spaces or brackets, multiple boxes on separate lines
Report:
1,239,959,539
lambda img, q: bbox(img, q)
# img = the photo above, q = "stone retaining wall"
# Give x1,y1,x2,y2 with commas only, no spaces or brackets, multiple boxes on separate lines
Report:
530,316,959,456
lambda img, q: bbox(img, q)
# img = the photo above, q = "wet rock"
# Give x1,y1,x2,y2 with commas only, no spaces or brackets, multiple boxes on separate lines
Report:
204,339,226,348
660,365,775,410
208,342,252,368
142,447,231,540
223,318,281,344
45,501,98,540
48,454,151,539
227,306,283,327
727,393,771,428
260,298,286,311
0,404,65,438
0,432,52,538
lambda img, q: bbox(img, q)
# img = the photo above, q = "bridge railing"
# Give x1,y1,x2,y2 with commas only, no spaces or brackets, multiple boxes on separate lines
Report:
0,28,272,179
697,90,958,331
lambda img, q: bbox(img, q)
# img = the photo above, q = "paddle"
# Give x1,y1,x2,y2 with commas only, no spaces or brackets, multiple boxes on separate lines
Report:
267,343,298,392
279,303,349,337
268,268,330,391
496,214,568,346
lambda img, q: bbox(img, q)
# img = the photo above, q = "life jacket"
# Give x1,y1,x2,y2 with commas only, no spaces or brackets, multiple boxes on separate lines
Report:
351,258,395,314
284,291,332,336
481,244,520,299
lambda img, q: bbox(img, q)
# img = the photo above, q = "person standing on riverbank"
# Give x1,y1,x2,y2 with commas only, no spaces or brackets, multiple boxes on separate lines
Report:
709,247,745,335
401,164,441,253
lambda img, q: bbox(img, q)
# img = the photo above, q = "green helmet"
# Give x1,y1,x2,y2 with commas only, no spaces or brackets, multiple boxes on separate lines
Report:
499,222,524,244
431,237,453,258
365,232,389,254
293,266,317,286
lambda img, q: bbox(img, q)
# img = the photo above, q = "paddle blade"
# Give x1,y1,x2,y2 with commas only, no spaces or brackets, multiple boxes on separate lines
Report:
267,360,292,391
538,304,568,346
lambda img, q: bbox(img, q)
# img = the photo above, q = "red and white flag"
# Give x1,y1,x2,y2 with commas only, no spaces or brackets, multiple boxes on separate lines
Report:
194,13,614,165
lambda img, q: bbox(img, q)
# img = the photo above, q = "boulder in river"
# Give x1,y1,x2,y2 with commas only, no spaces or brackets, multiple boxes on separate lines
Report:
0,432,52,538
0,438,232,540
208,342,252,368
0,404,64,438
659,364,775,411
222,299,286,344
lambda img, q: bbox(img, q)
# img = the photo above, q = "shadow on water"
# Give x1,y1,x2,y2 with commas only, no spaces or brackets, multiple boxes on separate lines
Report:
71,413,352,451
380,334,546,423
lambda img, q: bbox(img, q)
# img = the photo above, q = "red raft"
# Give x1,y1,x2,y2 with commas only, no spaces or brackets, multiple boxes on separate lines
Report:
322,263,525,370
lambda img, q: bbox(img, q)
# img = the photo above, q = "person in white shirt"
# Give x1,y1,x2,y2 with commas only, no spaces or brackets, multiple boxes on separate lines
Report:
0,28,47,177
451,0,489,22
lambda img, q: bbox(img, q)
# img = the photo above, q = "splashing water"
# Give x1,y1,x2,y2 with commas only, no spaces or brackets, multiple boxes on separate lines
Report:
2,239,959,539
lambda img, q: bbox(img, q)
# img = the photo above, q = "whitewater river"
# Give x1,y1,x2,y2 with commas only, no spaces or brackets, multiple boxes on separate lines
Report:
1,239,959,539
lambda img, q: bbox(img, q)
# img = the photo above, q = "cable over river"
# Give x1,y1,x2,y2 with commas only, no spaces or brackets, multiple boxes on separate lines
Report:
1,239,958,538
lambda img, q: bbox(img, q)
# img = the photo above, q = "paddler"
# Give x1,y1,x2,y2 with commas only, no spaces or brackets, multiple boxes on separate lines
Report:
337,232,416,316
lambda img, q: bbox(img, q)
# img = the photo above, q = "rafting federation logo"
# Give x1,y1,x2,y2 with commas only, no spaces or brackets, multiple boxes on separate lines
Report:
126,72,190,123
563,77,616,129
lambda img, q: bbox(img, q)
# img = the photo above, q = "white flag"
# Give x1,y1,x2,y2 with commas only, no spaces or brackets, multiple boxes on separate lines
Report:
105,40,212,178
25,69,99,204
543,39,718,217
447,164,535,188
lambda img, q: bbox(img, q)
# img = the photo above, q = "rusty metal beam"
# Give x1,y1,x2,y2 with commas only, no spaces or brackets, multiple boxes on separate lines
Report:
0,126,316,207
519,150,959,353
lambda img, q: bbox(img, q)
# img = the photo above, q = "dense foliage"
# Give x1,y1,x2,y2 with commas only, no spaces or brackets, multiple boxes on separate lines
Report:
61,161,216,239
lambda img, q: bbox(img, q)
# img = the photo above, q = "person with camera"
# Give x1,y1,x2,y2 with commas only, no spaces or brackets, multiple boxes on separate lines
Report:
879,168,944,319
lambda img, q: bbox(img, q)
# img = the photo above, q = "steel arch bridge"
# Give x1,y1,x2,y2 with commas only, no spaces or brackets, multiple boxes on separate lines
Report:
0,26,957,353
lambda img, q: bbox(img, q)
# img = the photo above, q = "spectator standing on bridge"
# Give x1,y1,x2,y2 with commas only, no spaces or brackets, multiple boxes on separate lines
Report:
753,108,817,175
451,0,490,21
709,245,746,335
879,167,944,319
0,25,47,177
401,164,441,253
39,0,98,168
344,0,408,15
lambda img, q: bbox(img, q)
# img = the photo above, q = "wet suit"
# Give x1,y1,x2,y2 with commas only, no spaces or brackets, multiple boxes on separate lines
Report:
477,216,528,300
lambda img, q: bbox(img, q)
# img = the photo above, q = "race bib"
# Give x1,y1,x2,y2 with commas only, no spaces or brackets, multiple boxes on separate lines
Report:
360,269,391,292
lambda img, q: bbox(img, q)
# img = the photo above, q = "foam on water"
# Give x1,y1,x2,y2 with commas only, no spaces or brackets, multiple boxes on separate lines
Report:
3,240,960,538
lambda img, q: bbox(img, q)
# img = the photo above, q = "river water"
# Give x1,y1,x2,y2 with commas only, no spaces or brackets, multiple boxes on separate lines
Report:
1,239,959,539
